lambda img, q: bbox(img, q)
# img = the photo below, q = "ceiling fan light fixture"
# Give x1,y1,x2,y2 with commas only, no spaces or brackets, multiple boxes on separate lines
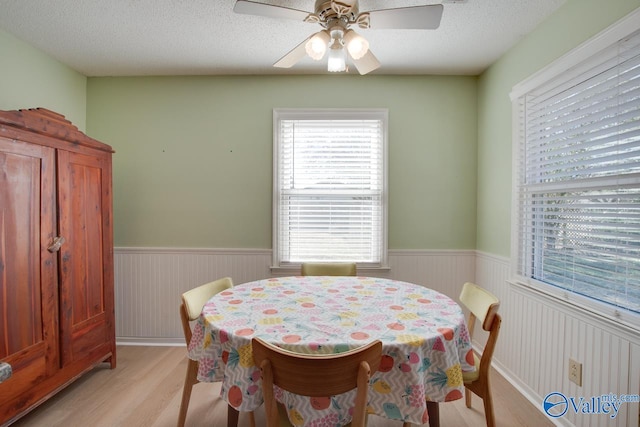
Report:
344,29,369,60
233,0,446,75
305,31,330,60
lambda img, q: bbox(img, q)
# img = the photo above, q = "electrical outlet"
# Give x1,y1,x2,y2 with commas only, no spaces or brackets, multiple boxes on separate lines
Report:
569,358,582,386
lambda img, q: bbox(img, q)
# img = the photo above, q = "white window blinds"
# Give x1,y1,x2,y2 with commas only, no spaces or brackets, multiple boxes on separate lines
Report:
273,109,388,267
513,28,640,315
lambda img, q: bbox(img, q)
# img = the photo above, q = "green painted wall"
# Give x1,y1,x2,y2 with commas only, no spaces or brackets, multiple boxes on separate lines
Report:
476,0,640,257
5,0,638,255
0,29,87,130
86,75,478,249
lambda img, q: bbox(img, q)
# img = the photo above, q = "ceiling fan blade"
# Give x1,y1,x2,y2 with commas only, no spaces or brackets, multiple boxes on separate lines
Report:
273,36,312,68
349,49,381,75
368,4,444,30
233,0,310,22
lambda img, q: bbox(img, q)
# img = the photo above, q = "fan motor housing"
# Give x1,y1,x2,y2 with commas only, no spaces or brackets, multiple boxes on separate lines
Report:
314,0,359,22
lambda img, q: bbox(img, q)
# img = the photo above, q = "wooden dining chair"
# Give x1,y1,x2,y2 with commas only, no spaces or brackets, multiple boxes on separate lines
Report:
252,337,382,427
178,277,255,427
301,262,357,276
459,282,501,427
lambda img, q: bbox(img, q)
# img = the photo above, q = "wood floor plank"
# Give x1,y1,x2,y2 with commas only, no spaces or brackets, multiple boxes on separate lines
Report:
11,346,554,427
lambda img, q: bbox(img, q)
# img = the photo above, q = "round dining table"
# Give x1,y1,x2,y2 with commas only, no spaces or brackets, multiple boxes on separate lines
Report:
188,276,475,426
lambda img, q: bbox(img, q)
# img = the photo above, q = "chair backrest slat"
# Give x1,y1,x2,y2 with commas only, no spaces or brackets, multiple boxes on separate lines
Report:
252,338,382,396
252,338,382,427
459,281,500,332
180,277,233,345
301,262,357,276
181,277,233,321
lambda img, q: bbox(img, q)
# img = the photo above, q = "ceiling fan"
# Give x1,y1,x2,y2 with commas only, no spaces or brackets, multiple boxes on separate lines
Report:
233,0,444,75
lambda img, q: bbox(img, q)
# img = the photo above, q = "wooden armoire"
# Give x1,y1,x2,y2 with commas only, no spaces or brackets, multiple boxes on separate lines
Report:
0,108,116,425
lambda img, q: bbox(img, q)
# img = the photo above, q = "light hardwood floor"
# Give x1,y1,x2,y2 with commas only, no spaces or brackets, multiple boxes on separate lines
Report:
12,346,554,427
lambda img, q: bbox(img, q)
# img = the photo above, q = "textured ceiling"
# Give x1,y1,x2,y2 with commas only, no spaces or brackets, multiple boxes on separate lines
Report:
0,0,566,76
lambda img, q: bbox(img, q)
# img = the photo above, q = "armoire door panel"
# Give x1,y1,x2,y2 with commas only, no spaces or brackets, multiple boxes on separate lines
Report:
57,150,109,366
65,160,104,323
0,149,43,354
0,137,58,382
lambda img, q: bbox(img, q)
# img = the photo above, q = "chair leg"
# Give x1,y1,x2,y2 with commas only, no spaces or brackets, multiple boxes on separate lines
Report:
482,391,495,427
426,401,439,427
465,386,472,408
228,405,240,427
178,359,199,427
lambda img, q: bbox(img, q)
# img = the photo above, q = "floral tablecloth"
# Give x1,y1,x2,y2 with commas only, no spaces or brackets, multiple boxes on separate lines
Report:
188,276,475,426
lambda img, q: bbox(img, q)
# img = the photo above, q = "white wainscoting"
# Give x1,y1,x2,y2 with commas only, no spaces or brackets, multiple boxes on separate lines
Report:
114,247,639,427
114,247,272,343
475,252,640,427
114,248,475,344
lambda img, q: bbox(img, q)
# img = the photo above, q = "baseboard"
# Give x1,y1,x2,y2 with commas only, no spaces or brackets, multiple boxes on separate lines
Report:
116,337,185,346
491,359,570,427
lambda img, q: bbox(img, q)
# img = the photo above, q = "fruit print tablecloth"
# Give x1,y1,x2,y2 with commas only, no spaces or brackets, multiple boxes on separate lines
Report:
187,276,475,426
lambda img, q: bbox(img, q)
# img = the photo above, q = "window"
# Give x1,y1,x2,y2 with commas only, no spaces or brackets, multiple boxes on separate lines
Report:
273,108,388,269
511,20,640,323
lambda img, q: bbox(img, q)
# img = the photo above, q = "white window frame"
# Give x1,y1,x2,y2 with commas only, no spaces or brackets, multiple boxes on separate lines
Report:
272,108,389,271
510,9,640,329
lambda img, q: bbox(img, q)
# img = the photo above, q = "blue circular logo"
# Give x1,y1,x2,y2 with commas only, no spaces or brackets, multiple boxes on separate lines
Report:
543,392,568,418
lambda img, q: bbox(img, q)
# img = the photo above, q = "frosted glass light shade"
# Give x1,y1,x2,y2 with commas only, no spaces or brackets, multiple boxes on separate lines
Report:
345,32,369,59
305,31,330,60
327,45,346,72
